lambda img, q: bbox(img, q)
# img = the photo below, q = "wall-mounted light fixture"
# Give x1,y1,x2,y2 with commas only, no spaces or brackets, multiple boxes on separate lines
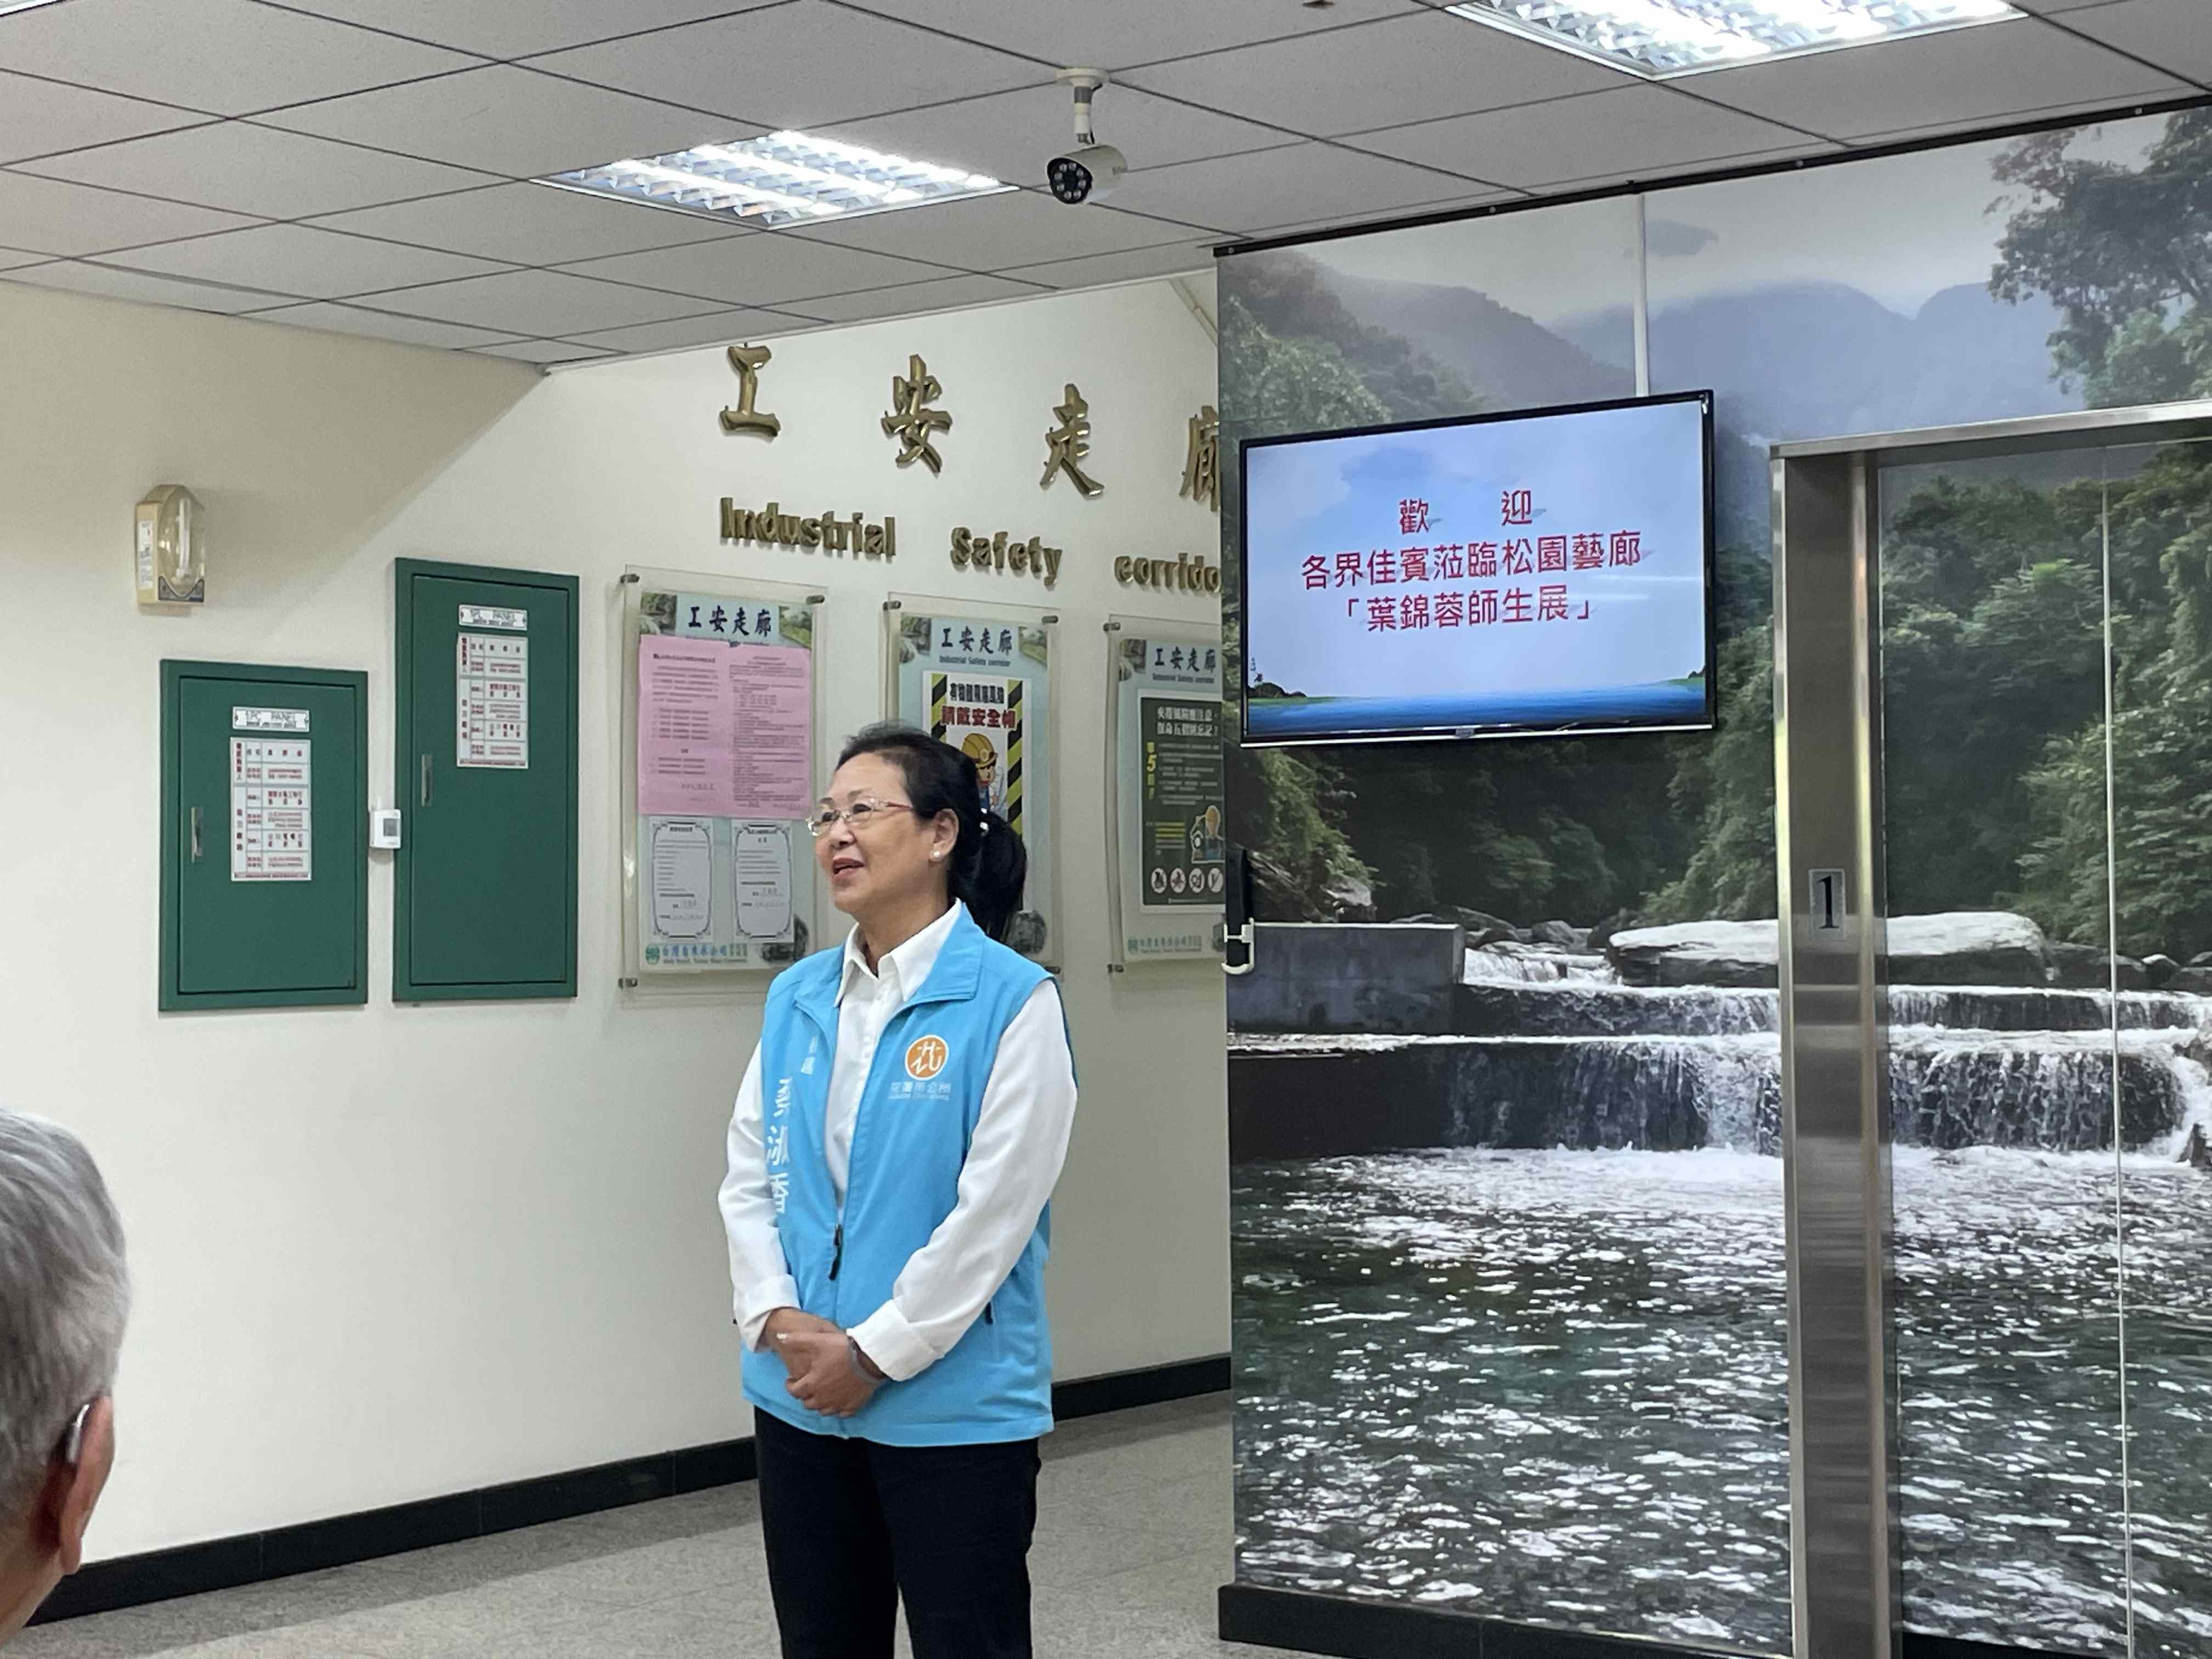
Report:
136,485,205,606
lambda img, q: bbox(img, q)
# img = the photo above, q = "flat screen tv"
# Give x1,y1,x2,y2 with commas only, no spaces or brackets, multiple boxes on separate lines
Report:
1238,390,1716,746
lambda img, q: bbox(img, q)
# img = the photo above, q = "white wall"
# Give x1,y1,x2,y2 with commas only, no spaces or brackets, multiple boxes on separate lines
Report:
0,275,1228,1561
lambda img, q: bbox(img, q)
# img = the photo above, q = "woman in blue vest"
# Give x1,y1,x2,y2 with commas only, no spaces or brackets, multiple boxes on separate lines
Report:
719,724,1078,1659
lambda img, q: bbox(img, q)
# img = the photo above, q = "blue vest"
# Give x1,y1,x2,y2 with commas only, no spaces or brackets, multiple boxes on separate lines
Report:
742,908,1060,1446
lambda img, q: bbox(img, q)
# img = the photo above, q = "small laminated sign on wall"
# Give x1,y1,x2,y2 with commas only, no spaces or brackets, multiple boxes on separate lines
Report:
231,735,312,882
457,631,529,769
1141,694,1225,904
1108,628,1224,965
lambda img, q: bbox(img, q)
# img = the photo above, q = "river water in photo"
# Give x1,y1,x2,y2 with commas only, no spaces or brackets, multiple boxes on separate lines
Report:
1231,956,2212,1657
1234,1147,1791,1650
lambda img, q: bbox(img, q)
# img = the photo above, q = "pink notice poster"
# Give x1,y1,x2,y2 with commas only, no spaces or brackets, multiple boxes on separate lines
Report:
639,635,731,816
727,643,812,820
639,634,813,820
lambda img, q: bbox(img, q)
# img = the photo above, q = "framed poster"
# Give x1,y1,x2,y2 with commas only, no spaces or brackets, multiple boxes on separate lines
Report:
884,597,1059,968
1105,619,1226,968
620,568,823,985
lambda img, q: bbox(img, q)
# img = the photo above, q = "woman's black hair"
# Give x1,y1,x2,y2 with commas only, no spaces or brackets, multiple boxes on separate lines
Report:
837,723,1028,943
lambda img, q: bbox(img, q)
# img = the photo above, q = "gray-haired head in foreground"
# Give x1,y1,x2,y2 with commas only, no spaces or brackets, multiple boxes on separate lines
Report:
0,1112,128,1523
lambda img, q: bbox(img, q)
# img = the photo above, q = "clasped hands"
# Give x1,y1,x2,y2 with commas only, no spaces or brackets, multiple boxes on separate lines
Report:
763,1308,885,1419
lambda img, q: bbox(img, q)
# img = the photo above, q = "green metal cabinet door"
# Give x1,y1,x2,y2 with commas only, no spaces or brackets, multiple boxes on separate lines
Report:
394,560,579,1001
161,663,368,1009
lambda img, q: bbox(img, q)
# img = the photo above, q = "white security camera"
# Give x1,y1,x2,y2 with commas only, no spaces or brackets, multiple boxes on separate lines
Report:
1048,143,1125,205
1048,69,1125,205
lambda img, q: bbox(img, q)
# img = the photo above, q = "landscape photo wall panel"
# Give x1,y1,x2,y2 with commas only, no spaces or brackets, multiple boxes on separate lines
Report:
1221,109,2212,1655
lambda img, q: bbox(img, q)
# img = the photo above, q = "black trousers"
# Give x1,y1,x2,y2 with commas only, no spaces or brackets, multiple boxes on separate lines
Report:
754,1408,1042,1659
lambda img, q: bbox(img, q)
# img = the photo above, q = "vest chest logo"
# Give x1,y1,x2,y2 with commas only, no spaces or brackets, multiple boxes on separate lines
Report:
905,1035,949,1080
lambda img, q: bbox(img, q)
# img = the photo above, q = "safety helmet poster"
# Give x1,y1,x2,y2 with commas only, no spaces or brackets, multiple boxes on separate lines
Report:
893,611,1056,966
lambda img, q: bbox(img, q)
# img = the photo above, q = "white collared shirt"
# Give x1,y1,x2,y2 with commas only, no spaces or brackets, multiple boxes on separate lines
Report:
719,903,1078,1383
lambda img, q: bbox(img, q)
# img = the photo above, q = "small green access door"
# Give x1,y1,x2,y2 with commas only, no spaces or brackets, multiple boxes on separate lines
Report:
160,661,368,1011
394,559,579,1002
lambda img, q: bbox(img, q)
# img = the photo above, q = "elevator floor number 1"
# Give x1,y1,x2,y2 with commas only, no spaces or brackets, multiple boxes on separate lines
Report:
1809,867,1847,935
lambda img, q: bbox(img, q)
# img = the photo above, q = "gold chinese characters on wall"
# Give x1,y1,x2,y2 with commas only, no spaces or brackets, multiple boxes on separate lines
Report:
1181,404,1218,513
707,346,1218,603
712,349,1141,503
1041,383,1103,498
719,345,780,438
883,354,952,473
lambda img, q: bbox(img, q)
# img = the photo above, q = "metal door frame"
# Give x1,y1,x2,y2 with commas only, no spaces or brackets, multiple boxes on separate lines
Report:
1770,397,2212,1659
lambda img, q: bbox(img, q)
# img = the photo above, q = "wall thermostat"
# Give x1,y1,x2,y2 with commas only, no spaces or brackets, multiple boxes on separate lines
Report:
369,809,403,850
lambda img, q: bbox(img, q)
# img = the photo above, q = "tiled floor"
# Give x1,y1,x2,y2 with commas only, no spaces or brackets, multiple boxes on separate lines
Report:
17,1395,1242,1658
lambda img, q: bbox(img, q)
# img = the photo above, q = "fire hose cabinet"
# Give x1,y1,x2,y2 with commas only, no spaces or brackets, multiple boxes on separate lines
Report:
159,661,368,1011
392,558,578,1002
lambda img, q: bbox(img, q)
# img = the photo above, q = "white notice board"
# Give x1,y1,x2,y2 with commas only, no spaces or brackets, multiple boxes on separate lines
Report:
621,569,825,985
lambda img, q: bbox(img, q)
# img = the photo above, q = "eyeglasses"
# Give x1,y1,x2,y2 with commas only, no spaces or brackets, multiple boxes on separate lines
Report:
806,798,916,838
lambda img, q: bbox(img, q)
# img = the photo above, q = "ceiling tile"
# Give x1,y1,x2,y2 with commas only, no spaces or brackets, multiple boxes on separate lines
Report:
0,169,263,256
1346,84,1816,189
798,187,1197,269
1687,14,2186,142
3,258,290,313
0,0,477,117
302,181,741,264
2051,0,2212,87
21,121,501,219
262,64,759,178
111,223,510,298
527,1,1039,129
1123,10,1633,140
1239,189,1522,239
473,338,618,363
823,82,1296,189
831,0,1427,72
1003,241,1222,289
1845,93,2194,149
557,232,956,307
270,0,786,60
246,299,529,348
353,267,721,332
1533,140,1838,196
1105,143,1477,234
794,271,1052,324
0,71,212,167
564,307,814,353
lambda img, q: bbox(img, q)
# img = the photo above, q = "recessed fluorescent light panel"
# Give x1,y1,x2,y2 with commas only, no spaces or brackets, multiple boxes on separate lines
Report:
1446,0,2020,77
540,131,1011,229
